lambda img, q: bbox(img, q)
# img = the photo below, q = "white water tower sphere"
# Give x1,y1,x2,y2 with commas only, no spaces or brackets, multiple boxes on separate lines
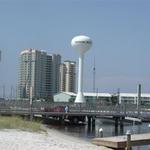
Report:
71,35,92,54
71,35,92,103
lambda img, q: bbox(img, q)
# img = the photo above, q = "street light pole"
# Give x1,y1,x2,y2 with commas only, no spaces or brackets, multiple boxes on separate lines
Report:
0,50,1,62
29,86,33,121
137,84,141,117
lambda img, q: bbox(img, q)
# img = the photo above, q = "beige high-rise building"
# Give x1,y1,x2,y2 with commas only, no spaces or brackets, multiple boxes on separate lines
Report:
18,49,61,100
51,54,61,94
60,60,76,93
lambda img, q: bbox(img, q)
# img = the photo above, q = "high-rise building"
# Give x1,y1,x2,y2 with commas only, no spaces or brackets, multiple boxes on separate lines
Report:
51,54,61,94
60,60,76,93
18,49,61,100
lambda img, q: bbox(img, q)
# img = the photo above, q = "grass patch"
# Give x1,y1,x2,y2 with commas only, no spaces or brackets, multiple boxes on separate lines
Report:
0,116,45,132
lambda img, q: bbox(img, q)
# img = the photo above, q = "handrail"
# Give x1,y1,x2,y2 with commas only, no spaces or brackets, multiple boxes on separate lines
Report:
0,100,150,119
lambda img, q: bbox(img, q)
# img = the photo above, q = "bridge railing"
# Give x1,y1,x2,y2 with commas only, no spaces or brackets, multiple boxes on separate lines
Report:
0,100,150,117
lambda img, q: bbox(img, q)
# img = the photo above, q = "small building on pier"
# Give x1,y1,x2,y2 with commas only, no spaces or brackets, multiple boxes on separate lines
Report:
53,92,76,102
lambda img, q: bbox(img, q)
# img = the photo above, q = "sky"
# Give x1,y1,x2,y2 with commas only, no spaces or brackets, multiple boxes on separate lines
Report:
0,0,150,97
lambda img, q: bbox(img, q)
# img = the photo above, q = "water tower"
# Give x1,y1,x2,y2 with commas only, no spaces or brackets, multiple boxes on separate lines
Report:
71,35,92,103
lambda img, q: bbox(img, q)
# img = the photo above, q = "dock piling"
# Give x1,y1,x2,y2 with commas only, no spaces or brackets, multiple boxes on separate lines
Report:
126,130,132,150
148,124,150,133
92,116,95,128
88,116,91,127
98,128,103,137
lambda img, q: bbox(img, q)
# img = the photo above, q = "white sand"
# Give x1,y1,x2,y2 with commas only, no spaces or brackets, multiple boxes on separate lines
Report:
0,127,111,150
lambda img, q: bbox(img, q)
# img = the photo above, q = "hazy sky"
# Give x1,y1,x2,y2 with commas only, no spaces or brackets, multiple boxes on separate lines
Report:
0,0,150,97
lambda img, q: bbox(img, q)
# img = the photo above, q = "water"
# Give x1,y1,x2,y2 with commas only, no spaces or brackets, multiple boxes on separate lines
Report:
51,119,150,150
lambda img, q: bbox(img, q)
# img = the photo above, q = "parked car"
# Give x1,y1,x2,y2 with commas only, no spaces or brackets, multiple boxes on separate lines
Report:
41,106,65,112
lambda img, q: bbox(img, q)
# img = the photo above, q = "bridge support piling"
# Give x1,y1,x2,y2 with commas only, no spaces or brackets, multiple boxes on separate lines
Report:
114,116,124,136
59,116,65,125
92,116,96,128
114,117,119,136
87,116,95,131
88,116,91,128
120,117,124,135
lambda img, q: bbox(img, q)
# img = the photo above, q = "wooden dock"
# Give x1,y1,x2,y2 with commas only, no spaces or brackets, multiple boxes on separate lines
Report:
92,133,150,149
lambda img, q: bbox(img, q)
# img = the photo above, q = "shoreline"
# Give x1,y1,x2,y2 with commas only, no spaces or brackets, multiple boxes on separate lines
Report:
0,125,112,150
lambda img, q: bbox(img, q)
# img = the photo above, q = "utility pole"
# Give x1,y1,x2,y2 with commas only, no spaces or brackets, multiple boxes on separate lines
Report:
96,88,98,102
117,88,120,104
3,84,5,99
0,50,1,62
93,57,96,93
10,85,14,100
0,85,2,98
93,57,96,102
137,84,141,117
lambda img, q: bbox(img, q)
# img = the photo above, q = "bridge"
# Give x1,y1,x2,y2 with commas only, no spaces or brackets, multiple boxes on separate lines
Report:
0,100,150,127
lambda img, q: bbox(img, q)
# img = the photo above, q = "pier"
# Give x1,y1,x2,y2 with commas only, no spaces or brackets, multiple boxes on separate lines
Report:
92,133,150,150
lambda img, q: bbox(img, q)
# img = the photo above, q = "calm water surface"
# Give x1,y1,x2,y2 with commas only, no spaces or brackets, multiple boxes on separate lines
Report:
50,119,150,150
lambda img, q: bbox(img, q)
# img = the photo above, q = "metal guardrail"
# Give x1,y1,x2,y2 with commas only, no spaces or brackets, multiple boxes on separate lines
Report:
0,100,150,118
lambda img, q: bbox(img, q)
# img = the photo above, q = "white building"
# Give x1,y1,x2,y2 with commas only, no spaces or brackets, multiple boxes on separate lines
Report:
54,92,150,105
119,93,150,105
54,92,111,103
54,92,76,103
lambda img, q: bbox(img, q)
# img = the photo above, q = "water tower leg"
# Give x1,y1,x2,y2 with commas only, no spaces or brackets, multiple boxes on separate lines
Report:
75,54,85,103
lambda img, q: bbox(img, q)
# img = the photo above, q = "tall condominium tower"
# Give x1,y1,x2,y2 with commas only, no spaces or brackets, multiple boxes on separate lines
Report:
51,54,61,94
18,49,61,100
60,60,76,93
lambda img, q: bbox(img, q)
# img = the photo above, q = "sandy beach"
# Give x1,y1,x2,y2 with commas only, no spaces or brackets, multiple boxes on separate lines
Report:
0,127,111,150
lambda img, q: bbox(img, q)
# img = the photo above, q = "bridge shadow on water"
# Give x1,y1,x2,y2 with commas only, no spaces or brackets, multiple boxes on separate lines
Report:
43,117,144,139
